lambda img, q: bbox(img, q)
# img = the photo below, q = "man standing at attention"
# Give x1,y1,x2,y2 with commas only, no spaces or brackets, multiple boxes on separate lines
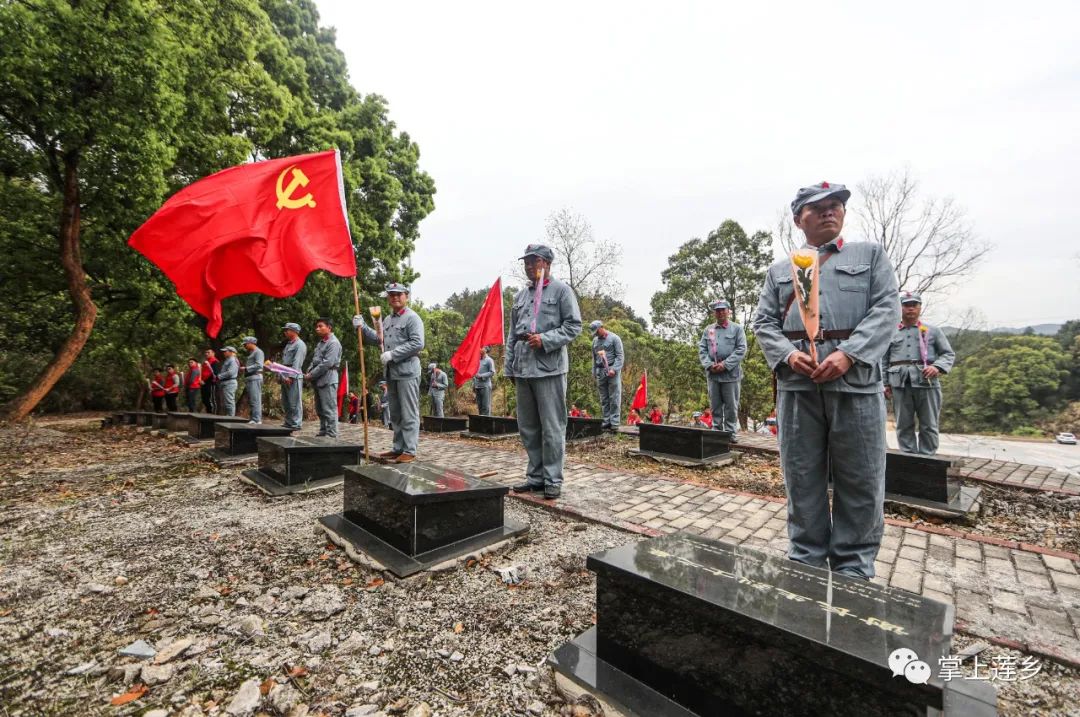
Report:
184,358,202,412
590,320,624,431
882,291,955,455
473,346,496,416
506,244,582,500
428,362,449,417
218,347,240,417
305,318,343,438
753,181,898,580
698,299,747,441
353,283,425,462
280,322,307,430
241,336,264,424
200,348,218,414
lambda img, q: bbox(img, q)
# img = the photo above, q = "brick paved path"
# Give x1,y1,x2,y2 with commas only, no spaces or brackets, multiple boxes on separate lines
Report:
331,424,1080,667
735,433,1080,496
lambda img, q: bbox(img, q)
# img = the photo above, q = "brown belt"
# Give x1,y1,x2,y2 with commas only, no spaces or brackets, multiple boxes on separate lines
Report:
782,329,854,341
889,360,922,366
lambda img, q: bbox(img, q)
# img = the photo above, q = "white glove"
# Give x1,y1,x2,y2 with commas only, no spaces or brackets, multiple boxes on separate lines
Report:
380,351,392,364
352,314,364,329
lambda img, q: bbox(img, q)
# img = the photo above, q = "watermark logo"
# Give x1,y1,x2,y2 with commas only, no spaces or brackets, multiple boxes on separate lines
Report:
889,648,1043,683
889,648,932,684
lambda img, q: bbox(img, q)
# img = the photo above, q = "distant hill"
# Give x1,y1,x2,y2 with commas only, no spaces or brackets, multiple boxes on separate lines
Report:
941,323,1062,336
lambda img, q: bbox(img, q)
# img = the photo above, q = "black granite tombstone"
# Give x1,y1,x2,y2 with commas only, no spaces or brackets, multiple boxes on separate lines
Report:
185,412,248,441
240,436,364,496
110,412,127,427
150,412,170,430
634,423,731,465
466,414,519,437
567,416,604,441
421,415,469,433
319,462,528,577
122,411,140,426
164,411,190,433
207,423,295,460
549,533,996,716
885,451,979,518
135,412,156,427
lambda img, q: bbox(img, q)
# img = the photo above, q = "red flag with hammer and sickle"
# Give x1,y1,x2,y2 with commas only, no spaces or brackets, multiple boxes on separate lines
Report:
129,149,355,337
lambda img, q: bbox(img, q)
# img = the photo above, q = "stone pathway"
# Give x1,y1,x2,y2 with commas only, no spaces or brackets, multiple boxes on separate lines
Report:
325,424,1080,668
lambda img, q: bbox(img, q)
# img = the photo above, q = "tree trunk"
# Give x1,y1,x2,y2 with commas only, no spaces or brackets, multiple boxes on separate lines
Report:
1,156,98,423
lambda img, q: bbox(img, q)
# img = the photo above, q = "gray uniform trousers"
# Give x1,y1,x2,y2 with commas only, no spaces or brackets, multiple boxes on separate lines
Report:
314,381,339,438
430,390,445,417
220,380,237,416
596,374,621,427
281,379,303,429
245,377,263,423
708,380,741,434
390,377,421,454
515,374,568,489
474,387,491,416
777,389,886,579
892,386,942,455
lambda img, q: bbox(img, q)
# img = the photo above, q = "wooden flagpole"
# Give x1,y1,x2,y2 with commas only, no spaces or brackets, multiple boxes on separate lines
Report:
351,277,370,462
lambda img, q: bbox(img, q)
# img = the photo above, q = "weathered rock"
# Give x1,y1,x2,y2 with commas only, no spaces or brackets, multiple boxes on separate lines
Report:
144,710,168,717
235,615,265,637
346,705,379,717
118,639,157,659
114,575,129,586
337,630,366,654
527,701,545,715
307,631,332,654
269,683,301,713
449,651,464,662
154,637,193,664
281,585,310,601
405,703,432,717
226,678,262,716
299,587,345,620
140,663,176,686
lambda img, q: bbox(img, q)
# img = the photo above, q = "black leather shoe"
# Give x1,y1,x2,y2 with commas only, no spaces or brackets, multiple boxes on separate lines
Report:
511,482,544,493
544,487,562,500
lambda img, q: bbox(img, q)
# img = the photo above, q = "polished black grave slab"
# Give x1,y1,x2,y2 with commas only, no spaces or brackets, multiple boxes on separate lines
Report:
150,412,170,430
240,436,363,496
185,412,248,441
885,450,978,519
633,423,731,465
121,411,142,426
421,415,469,433
205,423,295,461
567,416,604,441
162,411,190,433
549,533,996,717
319,462,528,577
464,414,519,439
135,411,157,427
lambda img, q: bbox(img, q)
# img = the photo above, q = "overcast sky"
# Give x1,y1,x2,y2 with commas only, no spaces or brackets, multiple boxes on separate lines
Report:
316,0,1080,329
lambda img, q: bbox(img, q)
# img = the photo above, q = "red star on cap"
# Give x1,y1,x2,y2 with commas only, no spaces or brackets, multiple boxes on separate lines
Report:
821,181,830,188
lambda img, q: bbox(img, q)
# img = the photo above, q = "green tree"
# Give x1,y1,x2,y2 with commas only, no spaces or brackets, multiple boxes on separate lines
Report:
650,219,772,342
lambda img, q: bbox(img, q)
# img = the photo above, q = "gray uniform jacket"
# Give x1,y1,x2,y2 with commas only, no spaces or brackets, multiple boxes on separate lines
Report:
753,239,899,393
359,309,425,380
698,322,747,383
429,369,448,394
473,356,496,389
592,332,624,378
882,323,955,389
244,348,265,377
218,356,239,382
282,338,307,379
505,279,582,379
307,334,343,388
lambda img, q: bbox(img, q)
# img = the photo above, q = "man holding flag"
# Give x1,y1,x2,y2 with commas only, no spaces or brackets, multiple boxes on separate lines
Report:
354,282,425,463
305,318,343,438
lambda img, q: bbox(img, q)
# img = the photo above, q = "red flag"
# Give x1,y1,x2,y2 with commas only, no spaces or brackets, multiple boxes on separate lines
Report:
630,371,647,411
337,362,349,416
450,278,504,387
129,150,355,337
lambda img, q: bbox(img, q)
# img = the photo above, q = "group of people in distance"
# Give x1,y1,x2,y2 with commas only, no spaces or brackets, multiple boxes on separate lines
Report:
141,181,955,582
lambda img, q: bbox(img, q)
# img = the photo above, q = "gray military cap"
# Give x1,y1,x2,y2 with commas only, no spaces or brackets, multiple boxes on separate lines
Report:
384,282,410,294
709,299,731,311
222,346,237,353
241,336,257,345
519,243,555,262
791,181,851,217
281,322,302,333
900,291,922,304
589,320,603,333
428,363,437,370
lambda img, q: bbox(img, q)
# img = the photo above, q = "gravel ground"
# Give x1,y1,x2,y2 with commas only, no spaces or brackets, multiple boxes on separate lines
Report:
1,420,1077,716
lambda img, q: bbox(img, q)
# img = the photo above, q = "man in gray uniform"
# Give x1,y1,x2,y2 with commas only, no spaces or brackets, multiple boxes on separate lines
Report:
241,336,264,424
218,346,240,417
353,282,425,462
590,320,624,430
697,299,747,440
473,347,496,415
753,181,898,580
280,322,307,430
507,244,582,499
882,291,955,455
428,362,449,417
304,317,343,438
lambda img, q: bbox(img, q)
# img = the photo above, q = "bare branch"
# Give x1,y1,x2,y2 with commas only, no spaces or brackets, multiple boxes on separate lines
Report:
542,208,623,299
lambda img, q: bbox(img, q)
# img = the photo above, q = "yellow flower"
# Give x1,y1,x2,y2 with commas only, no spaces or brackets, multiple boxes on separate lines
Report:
792,252,814,270
919,325,928,332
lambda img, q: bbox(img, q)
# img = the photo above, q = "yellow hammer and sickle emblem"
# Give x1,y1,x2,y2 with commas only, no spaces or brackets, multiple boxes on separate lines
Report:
275,165,317,210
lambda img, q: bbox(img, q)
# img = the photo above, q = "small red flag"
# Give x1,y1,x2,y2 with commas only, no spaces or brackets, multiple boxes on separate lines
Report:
129,150,355,337
630,371,647,411
337,362,349,416
450,278,504,387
